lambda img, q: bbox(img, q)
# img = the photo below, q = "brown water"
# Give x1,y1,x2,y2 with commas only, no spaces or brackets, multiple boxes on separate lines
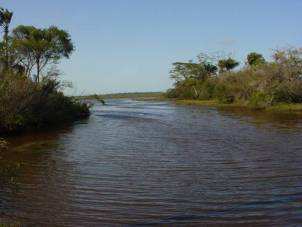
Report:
1,99,302,226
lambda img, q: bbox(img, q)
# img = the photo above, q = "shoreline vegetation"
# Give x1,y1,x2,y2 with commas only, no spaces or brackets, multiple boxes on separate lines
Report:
166,48,302,113
88,91,302,114
0,7,90,137
174,99,302,114
87,90,302,114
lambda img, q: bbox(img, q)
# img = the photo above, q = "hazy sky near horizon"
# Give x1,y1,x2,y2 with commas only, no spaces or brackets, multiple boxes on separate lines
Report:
1,0,302,94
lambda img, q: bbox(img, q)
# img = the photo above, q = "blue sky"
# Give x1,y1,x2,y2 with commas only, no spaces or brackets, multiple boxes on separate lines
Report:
1,0,302,94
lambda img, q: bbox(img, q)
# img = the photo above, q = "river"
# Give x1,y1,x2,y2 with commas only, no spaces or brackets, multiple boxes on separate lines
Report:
1,99,302,226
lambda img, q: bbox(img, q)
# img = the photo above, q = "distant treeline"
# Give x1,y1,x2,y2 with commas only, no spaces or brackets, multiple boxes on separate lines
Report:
0,6,89,135
100,92,164,99
82,92,165,101
167,48,302,109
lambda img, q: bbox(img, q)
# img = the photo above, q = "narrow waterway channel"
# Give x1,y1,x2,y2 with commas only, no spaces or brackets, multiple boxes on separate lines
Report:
1,99,302,226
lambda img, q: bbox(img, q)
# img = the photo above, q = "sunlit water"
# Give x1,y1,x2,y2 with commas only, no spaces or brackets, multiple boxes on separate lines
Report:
1,99,302,226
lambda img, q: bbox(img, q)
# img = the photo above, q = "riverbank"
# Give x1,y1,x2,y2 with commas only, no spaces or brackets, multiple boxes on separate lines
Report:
175,99,302,114
81,91,302,115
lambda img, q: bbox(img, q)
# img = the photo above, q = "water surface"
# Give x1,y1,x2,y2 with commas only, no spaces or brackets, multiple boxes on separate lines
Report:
1,99,302,226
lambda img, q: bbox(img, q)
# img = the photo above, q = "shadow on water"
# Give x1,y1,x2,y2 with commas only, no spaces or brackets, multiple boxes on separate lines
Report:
216,106,302,131
0,121,86,225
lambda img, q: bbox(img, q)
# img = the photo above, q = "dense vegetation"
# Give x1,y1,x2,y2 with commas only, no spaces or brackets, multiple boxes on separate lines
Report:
0,7,89,135
167,48,302,109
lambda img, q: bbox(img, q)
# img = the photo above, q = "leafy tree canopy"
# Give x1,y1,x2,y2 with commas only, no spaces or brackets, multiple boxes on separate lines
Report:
247,52,266,66
218,57,239,72
170,53,218,83
12,25,74,82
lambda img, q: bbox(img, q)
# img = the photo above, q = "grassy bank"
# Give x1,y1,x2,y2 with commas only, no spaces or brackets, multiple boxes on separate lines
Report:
175,99,302,113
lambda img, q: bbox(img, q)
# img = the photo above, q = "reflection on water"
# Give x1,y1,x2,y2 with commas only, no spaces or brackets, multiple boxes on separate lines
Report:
1,99,302,226
217,106,302,131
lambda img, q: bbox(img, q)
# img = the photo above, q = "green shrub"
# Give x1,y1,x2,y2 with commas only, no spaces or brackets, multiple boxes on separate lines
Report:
248,92,272,109
214,84,235,104
0,72,90,134
166,88,178,98
271,82,302,103
196,79,216,100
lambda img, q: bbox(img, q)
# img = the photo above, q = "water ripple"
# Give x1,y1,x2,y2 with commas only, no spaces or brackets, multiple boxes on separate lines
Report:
1,99,302,225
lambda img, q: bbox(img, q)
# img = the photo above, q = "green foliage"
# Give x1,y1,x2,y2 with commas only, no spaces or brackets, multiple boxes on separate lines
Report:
0,72,89,134
272,81,302,103
248,92,272,109
12,25,74,82
218,57,239,72
213,84,235,104
247,52,266,67
168,48,302,108
170,53,218,82
196,79,216,100
0,8,13,32
0,7,13,70
170,62,204,82
0,6,89,135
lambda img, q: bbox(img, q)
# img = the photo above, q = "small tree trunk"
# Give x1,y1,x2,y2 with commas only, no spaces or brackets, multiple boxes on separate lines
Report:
36,60,40,83
3,25,9,71
193,86,199,99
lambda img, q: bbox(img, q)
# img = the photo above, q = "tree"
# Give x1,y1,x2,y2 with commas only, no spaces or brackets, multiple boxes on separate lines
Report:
0,7,13,69
197,52,218,77
247,52,265,67
170,62,204,82
273,48,302,81
170,53,218,83
218,57,239,72
11,25,38,77
12,25,74,82
203,62,218,75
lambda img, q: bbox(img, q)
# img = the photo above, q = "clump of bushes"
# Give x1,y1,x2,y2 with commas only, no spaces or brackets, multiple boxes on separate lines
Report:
167,48,302,109
0,72,90,134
